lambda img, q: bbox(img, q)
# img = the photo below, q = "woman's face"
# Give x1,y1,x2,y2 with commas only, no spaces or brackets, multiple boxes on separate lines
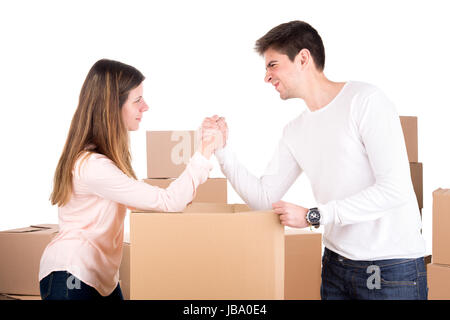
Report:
121,82,148,131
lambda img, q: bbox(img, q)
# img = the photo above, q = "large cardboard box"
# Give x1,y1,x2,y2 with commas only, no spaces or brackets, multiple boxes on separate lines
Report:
432,189,450,265
120,229,322,300
428,263,450,300
409,162,423,209
147,130,199,178
143,178,227,203
400,116,418,163
130,203,284,300
284,229,322,300
0,224,58,296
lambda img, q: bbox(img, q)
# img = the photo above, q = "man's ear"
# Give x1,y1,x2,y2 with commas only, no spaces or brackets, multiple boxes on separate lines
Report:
295,48,311,69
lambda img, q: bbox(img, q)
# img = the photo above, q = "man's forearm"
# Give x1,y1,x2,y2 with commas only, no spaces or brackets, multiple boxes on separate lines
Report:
214,142,301,210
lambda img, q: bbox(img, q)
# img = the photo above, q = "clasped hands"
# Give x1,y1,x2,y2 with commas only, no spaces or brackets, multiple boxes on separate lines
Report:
198,115,228,159
199,115,311,229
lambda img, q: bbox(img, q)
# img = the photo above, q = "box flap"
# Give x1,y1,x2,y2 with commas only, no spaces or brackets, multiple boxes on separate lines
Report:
132,203,261,215
184,203,234,213
0,224,58,234
30,224,59,230
183,203,252,213
2,294,41,300
0,226,45,234
433,188,450,196
134,203,236,214
232,204,251,212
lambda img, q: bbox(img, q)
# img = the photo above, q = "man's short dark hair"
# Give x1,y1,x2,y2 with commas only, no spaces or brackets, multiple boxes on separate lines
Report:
255,20,325,71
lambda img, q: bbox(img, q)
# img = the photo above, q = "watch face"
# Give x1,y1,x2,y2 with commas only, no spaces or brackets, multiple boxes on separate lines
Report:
308,209,320,224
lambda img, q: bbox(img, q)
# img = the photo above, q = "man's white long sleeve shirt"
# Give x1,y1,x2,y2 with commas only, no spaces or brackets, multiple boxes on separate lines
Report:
215,81,426,260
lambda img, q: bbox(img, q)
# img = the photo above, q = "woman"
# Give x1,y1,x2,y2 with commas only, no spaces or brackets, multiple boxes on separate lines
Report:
39,59,219,300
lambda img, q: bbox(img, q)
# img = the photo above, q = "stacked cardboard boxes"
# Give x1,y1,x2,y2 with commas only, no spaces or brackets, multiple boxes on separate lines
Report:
0,223,133,300
400,116,418,164
399,116,434,286
146,130,198,179
127,131,233,299
122,130,323,300
145,131,227,203
0,224,59,300
400,116,423,215
428,189,450,299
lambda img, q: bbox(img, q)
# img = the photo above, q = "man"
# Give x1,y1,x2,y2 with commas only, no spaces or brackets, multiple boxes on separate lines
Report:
203,20,427,300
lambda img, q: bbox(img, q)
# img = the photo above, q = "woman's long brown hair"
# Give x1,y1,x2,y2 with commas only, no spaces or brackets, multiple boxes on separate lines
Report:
51,59,145,206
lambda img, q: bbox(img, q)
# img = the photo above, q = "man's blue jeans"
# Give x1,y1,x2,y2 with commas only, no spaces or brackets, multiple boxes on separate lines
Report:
321,248,428,300
39,271,123,300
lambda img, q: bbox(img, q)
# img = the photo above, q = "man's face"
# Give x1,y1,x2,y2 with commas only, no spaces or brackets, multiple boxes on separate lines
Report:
263,48,302,100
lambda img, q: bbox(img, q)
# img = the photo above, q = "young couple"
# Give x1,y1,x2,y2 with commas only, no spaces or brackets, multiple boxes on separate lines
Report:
39,21,427,300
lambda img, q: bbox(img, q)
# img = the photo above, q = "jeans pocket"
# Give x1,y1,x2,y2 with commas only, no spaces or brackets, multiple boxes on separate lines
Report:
380,278,417,286
377,260,420,299
380,259,417,286
39,273,53,300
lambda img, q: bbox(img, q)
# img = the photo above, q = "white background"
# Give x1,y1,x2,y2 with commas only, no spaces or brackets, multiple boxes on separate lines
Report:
1,0,449,256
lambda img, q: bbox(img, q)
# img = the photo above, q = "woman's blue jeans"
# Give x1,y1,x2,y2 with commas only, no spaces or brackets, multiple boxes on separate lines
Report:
39,271,123,300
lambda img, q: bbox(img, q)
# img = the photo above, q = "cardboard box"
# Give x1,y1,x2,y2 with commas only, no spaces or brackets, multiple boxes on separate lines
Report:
143,178,227,204
147,130,199,178
409,162,423,209
120,229,322,300
0,224,58,295
0,224,132,299
400,116,418,162
130,203,284,300
432,189,450,265
284,229,322,300
0,294,15,300
0,294,41,300
119,242,130,300
428,263,450,300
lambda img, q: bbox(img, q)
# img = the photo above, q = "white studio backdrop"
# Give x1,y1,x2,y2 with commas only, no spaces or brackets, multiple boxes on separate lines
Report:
1,0,449,256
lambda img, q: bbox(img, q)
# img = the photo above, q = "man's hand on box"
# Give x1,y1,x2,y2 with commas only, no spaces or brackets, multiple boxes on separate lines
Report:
272,200,310,228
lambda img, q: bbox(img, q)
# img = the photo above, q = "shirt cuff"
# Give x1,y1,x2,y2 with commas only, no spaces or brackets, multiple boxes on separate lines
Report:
190,151,214,172
214,143,232,165
318,201,338,226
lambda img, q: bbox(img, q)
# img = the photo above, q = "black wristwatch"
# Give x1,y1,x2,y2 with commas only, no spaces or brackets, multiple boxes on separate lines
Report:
306,207,321,228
